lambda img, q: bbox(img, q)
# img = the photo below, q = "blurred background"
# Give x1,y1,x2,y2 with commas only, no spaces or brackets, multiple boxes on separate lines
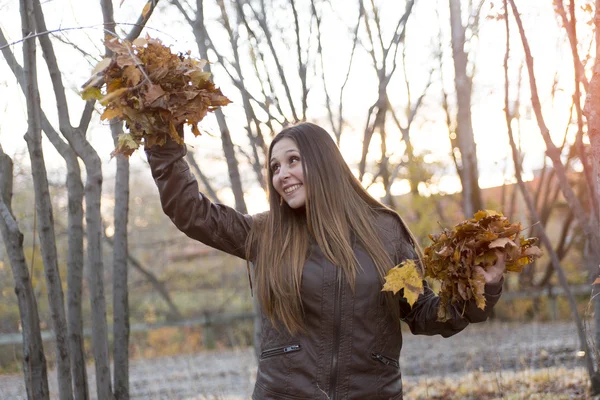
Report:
0,0,599,398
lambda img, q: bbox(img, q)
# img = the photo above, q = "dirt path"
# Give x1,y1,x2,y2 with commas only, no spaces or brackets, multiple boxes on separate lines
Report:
0,320,585,399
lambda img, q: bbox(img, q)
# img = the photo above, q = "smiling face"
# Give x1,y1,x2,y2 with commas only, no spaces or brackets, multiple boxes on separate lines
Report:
270,137,306,209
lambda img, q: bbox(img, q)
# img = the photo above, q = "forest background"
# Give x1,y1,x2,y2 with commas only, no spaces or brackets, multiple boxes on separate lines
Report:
1,0,600,398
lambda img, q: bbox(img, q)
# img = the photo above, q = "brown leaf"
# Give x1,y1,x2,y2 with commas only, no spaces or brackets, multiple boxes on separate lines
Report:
523,246,543,257
144,84,166,105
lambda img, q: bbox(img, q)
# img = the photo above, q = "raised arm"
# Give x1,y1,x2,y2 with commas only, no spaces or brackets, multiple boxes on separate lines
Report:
394,227,503,338
145,138,253,260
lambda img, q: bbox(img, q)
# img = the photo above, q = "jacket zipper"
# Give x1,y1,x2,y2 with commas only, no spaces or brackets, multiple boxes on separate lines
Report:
260,344,301,359
371,352,400,368
329,268,342,400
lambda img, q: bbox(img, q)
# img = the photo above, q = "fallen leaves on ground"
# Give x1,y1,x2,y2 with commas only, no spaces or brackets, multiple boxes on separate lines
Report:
81,35,231,157
382,210,543,320
403,366,589,400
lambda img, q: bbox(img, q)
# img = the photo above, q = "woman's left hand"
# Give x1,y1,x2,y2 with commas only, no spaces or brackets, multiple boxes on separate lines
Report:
475,252,506,285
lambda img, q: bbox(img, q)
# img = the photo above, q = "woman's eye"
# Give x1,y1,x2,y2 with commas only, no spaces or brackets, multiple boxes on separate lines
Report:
271,164,280,173
290,156,299,164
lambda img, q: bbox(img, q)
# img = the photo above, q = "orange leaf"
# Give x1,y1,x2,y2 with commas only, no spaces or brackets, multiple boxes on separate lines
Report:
142,2,151,18
101,107,123,121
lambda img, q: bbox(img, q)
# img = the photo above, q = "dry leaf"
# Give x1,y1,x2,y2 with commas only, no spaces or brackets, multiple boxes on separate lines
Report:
382,259,424,307
423,210,542,321
80,35,231,157
489,237,516,248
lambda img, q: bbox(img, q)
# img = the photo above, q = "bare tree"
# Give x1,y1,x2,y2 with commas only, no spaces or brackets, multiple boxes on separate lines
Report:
508,0,600,262
357,0,415,207
448,0,483,217
584,0,600,362
0,148,49,400
19,0,74,397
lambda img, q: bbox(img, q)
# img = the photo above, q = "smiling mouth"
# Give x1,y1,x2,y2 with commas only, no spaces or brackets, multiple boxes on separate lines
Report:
284,184,302,195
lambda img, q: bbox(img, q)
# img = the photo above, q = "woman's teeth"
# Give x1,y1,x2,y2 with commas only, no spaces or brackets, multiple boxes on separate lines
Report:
285,184,301,194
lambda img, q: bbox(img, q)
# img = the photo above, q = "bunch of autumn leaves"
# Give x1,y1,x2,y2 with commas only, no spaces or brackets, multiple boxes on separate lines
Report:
81,36,231,156
383,210,543,321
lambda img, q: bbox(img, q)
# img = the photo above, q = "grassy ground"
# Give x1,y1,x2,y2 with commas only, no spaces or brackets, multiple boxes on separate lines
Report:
403,367,591,399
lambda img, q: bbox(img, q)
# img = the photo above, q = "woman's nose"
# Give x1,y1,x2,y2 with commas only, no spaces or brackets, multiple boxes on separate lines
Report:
279,165,290,178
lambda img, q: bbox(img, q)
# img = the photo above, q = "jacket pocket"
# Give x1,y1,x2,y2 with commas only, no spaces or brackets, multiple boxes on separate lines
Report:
260,344,302,360
371,352,399,368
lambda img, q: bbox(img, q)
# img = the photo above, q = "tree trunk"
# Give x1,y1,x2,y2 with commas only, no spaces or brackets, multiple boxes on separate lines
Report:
111,122,130,400
449,0,483,217
100,0,131,397
585,0,600,256
0,148,49,400
585,0,600,379
20,0,73,397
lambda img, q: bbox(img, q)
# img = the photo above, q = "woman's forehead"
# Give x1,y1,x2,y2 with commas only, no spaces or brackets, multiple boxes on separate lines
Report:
271,138,299,160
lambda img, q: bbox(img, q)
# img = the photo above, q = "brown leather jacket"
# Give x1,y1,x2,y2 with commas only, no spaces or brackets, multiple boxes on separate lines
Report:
146,140,503,400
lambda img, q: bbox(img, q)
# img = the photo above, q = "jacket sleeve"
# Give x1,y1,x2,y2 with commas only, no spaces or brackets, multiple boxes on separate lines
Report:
395,231,503,338
145,139,253,260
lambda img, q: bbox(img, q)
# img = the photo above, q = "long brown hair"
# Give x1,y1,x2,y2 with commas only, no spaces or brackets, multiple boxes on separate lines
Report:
246,123,422,334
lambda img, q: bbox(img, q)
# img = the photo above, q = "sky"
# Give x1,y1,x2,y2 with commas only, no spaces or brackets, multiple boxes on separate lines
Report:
0,0,594,214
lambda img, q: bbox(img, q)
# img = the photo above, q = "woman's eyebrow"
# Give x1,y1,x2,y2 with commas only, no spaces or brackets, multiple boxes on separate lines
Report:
270,149,298,163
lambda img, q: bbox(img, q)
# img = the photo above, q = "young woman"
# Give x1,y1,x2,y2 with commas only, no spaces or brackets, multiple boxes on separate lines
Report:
145,122,505,399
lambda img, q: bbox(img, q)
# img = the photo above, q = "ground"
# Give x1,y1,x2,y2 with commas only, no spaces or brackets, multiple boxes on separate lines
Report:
0,320,594,399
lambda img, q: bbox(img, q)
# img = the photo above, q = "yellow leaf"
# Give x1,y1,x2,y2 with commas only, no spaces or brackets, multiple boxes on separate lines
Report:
474,210,488,221
80,87,103,101
593,277,600,285
381,259,424,307
142,2,151,18
485,209,502,217
474,209,502,221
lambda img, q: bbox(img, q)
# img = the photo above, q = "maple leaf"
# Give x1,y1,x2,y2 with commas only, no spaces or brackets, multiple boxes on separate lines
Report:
382,259,424,307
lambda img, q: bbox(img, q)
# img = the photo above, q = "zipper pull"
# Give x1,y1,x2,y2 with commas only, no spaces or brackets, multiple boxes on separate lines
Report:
284,344,300,352
372,353,390,365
